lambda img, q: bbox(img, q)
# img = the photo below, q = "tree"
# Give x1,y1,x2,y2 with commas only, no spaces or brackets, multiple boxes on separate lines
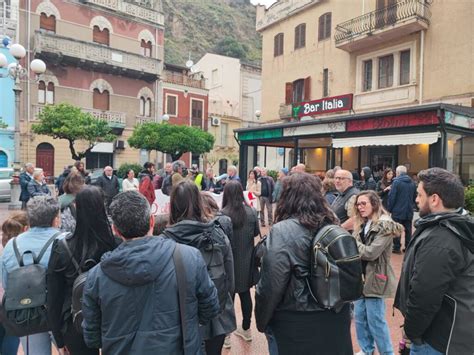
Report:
32,103,115,160
128,122,215,161
214,36,248,60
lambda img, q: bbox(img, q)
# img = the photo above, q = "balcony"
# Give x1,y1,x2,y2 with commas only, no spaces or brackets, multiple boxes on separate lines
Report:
82,0,164,25
163,72,206,90
335,0,431,52
33,105,126,132
34,31,161,82
136,115,154,125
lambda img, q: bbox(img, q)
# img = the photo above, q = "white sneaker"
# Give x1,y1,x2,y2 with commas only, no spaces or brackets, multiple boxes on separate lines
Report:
223,335,231,349
354,351,373,355
235,326,252,342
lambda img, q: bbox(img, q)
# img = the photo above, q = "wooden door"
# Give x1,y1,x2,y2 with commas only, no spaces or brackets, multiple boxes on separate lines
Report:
36,143,55,178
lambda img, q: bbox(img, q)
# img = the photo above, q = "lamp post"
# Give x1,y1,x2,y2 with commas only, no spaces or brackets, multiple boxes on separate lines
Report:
0,38,46,209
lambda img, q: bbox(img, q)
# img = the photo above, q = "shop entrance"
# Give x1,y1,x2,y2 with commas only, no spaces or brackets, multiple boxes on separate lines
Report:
368,146,397,178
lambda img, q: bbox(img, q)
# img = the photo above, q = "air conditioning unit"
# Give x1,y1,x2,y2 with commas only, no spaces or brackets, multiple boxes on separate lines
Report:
211,117,221,126
115,140,125,150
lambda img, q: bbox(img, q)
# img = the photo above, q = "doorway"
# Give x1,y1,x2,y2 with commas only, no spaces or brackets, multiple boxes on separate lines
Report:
368,146,397,179
36,143,55,178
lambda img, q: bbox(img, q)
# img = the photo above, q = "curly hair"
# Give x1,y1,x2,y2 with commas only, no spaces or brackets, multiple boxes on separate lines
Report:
275,173,337,230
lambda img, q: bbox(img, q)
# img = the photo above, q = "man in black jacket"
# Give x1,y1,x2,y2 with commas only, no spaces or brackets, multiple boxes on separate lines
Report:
94,166,119,209
258,168,274,227
394,168,474,355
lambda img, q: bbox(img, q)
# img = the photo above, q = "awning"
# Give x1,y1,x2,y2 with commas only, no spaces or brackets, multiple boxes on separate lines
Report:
91,142,114,153
332,132,440,148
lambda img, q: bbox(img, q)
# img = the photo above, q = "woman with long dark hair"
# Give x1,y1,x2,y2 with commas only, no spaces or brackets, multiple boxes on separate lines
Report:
47,186,117,355
164,181,236,355
376,168,394,209
255,173,353,355
221,181,259,348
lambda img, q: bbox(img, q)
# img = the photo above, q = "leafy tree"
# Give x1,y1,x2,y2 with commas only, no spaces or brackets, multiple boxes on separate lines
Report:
32,103,115,160
128,122,215,161
117,163,143,179
214,36,248,60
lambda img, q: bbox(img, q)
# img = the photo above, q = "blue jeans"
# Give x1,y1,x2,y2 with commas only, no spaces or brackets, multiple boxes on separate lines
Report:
265,326,279,355
354,298,393,355
20,332,52,355
410,342,443,355
0,324,19,355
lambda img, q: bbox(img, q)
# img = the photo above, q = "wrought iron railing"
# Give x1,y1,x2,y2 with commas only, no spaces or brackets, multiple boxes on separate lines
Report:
136,115,154,124
164,72,207,89
335,0,431,44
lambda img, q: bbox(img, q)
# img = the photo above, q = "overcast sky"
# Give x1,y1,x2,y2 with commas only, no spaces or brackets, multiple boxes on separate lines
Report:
250,0,277,7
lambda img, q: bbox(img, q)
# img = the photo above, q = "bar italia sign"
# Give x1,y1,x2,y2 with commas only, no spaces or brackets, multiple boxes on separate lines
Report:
292,94,353,119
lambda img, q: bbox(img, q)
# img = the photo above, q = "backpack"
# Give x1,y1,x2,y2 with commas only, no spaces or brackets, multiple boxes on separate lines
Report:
165,220,228,313
60,238,97,334
161,174,172,195
306,224,363,311
1,232,61,337
60,203,76,233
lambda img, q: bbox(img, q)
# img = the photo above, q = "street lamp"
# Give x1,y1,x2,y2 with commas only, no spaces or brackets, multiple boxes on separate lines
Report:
0,38,46,209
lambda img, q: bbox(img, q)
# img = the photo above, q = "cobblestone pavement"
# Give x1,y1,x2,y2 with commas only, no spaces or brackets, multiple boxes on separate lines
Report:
0,204,405,355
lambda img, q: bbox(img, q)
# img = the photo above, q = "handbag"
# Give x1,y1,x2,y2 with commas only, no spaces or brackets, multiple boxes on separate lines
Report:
250,233,267,286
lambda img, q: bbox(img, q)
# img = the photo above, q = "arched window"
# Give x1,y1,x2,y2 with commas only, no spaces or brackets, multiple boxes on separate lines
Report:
46,82,55,104
145,98,151,117
318,12,332,41
139,97,146,116
274,33,284,57
38,81,46,104
141,39,152,57
40,13,56,33
93,89,110,111
294,23,306,49
93,25,110,46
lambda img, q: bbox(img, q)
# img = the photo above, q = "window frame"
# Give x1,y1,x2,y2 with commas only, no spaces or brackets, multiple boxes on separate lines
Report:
191,99,204,128
93,88,110,111
93,25,110,46
274,32,284,57
40,13,56,33
294,23,306,50
140,39,152,57
46,82,55,104
362,59,373,92
318,12,332,41
399,49,411,85
38,81,46,104
378,54,394,89
322,68,329,97
165,94,178,116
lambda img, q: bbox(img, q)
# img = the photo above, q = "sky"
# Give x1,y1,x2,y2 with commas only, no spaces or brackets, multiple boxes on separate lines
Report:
250,0,277,7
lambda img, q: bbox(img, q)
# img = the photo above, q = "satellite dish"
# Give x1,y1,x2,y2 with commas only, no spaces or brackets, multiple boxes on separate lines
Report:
185,60,194,69
190,65,198,74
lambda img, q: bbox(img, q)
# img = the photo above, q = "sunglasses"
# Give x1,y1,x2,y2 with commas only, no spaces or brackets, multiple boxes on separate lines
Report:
356,201,369,207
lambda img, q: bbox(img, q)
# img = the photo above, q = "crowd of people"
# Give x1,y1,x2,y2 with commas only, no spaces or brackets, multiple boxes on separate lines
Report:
0,159,472,355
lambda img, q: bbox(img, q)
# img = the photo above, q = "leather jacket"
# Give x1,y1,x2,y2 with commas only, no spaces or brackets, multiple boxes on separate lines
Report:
255,218,324,332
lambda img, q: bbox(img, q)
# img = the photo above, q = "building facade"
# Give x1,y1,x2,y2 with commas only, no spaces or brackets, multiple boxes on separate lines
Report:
196,53,262,174
236,0,474,185
16,0,164,176
161,63,209,169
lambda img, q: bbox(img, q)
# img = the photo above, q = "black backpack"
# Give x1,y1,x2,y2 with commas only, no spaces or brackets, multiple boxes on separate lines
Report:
306,224,363,311
161,174,172,195
60,238,97,334
166,220,228,313
1,232,61,337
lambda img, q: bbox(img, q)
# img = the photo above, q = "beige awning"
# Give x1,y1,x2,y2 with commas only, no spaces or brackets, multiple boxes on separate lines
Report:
332,132,440,148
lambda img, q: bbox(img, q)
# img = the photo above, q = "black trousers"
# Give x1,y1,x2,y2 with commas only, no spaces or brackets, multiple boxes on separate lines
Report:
393,218,413,251
204,334,226,355
233,291,252,330
63,321,99,355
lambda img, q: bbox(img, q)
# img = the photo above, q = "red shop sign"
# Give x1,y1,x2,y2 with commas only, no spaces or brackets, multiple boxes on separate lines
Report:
347,111,439,132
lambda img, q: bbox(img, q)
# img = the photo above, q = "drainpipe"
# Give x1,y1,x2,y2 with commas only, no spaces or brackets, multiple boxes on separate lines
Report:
419,30,425,105
26,0,31,163
362,0,365,15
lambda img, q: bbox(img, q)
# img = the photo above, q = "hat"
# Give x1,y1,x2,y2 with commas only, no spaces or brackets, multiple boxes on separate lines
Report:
280,168,289,175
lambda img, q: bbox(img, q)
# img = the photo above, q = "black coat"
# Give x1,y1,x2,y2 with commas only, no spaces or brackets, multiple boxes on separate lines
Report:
19,172,32,202
394,211,474,354
82,236,220,355
223,205,259,293
387,174,416,220
255,219,326,332
94,174,120,205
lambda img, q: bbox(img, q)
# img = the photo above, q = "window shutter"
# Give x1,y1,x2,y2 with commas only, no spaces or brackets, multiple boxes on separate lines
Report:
274,35,278,57
301,24,306,47
325,13,331,39
93,89,110,111
38,81,46,104
40,13,56,33
318,15,324,41
304,76,311,101
93,26,110,46
46,82,55,104
294,26,299,49
285,82,293,105
139,97,145,116
145,98,151,117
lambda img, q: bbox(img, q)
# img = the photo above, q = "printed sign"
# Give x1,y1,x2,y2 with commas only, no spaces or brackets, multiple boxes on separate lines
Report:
292,94,353,119
151,190,257,216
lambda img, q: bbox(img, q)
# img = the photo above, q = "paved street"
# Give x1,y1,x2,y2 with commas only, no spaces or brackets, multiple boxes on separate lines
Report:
0,204,405,355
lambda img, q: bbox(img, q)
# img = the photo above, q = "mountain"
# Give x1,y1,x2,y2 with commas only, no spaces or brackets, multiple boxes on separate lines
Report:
162,0,262,66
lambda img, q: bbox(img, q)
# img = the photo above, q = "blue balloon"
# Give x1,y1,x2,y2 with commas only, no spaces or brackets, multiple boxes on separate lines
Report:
2,36,10,47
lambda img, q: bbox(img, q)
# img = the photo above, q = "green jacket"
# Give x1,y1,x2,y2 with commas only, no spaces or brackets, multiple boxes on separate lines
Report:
355,215,403,298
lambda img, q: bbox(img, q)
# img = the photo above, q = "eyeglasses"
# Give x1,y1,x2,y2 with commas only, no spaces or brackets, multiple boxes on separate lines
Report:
356,201,368,207
335,176,351,181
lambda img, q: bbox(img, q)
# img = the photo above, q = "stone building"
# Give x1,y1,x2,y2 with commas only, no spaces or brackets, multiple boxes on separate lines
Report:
16,0,164,176
236,0,474,185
